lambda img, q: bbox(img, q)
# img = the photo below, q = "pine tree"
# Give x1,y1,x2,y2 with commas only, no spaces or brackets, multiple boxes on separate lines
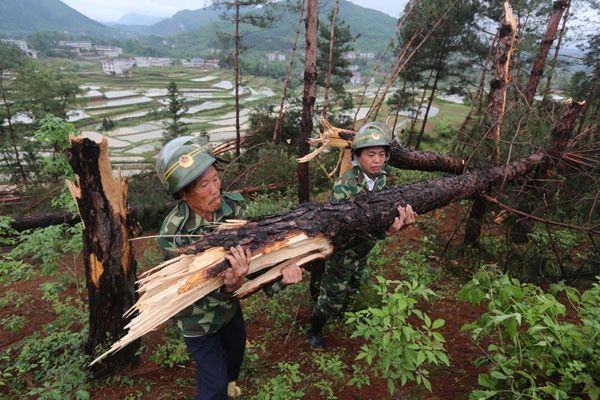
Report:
162,81,188,144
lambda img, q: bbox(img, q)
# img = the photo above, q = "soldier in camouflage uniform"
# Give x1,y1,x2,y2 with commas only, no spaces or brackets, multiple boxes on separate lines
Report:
308,123,417,350
156,136,304,400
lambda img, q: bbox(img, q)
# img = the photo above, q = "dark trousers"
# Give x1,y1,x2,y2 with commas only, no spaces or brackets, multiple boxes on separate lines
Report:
184,306,246,400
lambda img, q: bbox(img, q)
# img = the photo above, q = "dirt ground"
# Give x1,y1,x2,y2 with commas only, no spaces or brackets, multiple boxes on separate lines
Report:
1,204,495,399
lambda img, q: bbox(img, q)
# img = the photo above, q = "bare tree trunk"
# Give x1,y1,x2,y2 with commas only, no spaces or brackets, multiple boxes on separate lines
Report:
234,0,241,157
486,2,518,160
465,2,517,247
299,0,318,203
415,50,444,150
67,136,139,374
0,68,27,184
524,0,569,104
455,31,498,152
273,0,306,144
407,67,434,148
391,70,409,139
322,0,338,119
540,0,570,110
8,211,78,232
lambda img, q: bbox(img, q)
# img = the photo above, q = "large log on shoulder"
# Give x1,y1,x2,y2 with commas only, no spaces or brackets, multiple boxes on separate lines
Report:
91,152,543,365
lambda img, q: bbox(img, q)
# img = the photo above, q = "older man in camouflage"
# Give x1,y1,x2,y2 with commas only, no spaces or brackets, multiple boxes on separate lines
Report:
308,123,417,350
156,136,304,399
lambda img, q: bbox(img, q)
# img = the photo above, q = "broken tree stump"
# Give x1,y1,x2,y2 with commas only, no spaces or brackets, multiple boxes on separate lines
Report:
66,135,139,373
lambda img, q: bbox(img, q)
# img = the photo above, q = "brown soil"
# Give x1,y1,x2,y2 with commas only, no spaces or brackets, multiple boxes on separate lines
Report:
1,204,494,400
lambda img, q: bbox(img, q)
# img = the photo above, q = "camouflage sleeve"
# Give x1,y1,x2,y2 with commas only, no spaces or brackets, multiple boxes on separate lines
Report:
158,211,180,260
330,180,353,201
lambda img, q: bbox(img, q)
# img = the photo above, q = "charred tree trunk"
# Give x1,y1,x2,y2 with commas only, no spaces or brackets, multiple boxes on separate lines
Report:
180,153,545,262
524,0,568,104
299,0,318,203
8,211,78,232
465,3,517,247
67,136,139,374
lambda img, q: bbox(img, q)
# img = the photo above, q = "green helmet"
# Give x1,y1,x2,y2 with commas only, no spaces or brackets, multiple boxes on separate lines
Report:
352,122,391,156
156,136,216,195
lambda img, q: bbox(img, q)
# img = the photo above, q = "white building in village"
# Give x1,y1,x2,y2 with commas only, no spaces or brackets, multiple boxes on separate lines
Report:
133,57,172,68
266,51,286,61
1,39,38,59
101,59,134,75
95,46,123,57
182,57,205,68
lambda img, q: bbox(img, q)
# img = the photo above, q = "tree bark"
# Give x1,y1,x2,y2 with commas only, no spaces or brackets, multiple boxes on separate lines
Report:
66,136,139,374
8,211,78,232
299,0,318,203
179,153,545,265
465,2,517,247
540,0,570,110
524,0,568,104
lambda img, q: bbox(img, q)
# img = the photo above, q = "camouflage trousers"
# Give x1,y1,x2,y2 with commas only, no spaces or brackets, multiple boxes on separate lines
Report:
313,240,375,318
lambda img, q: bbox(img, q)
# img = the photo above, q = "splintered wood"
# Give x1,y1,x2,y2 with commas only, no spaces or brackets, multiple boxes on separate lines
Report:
91,228,333,365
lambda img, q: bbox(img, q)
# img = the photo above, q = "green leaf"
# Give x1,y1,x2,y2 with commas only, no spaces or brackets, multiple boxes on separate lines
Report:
432,319,445,329
478,374,495,389
387,379,395,394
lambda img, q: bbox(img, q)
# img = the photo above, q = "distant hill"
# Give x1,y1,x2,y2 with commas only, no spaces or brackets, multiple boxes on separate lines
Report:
113,13,165,26
169,0,398,54
146,8,224,37
0,0,115,38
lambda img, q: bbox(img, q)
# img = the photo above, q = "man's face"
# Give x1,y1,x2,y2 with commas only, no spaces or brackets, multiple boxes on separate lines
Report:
358,146,387,175
181,166,221,214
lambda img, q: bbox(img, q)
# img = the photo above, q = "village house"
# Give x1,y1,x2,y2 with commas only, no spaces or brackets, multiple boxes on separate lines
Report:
344,52,356,60
101,59,134,75
1,39,38,59
266,51,286,62
182,57,205,68
204,59,221,70
351,72,363,86
95,46,123,57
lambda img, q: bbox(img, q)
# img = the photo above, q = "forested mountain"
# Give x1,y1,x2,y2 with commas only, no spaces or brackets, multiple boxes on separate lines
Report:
168,0,397,54
0,0,114,38
114,13,165,26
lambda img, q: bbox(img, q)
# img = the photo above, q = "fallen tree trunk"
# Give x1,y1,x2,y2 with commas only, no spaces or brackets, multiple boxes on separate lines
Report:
7,211,78,232
299,119,466,175
92,151,543,364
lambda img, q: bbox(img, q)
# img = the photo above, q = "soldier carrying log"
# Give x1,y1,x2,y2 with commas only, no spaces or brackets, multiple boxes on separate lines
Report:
156,136,305,400
308,122,417,350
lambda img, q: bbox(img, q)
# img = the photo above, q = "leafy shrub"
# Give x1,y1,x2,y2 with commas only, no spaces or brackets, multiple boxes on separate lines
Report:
460,269,600,400
346,277,449,394
254,362,305,400
147,326,190,369
0,292,91,399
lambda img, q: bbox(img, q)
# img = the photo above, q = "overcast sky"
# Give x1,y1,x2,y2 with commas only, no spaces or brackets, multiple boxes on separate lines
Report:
60,0,406,22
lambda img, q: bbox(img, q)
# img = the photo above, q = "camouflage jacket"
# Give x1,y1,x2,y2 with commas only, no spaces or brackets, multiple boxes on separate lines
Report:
158,192,245,337
330,165,387,201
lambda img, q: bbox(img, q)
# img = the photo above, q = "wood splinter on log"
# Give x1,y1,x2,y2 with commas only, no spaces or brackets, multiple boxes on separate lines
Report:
91,232,333,365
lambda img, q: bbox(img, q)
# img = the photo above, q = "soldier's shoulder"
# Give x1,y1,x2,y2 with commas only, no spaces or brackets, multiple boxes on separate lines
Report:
160,202,185,234
335,167,360,187
222,192,245,203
